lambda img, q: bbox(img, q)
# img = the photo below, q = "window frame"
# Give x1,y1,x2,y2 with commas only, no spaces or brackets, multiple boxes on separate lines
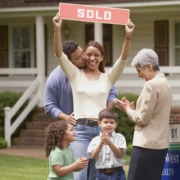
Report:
169,19,180,66
174,21,180,66
9,24,35,68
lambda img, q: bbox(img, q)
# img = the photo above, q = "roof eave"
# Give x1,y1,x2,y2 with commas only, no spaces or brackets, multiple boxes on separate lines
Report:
0,1,180,13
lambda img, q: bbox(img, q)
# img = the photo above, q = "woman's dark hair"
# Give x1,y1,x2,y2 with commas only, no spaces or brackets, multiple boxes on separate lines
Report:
62,40,79,61
83,41,106,73
45,120,68,157
99,109,118,122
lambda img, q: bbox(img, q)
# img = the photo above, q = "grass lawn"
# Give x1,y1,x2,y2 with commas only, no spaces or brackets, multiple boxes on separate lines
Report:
124,154,131,176
0,153,131,180
124,154,131,165
0,154,49,180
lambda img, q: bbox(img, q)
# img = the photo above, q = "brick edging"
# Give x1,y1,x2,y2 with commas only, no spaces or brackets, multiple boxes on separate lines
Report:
170,107,180,123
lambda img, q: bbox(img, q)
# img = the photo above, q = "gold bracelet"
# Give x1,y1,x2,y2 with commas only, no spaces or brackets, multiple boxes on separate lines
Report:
125,36,132,40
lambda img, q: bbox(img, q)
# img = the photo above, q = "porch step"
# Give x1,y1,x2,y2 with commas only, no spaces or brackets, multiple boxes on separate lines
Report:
26,121,52,129
12,109,55,148
10,145,44,149
20,129,45,137
31,113,55,122
12,137,44,146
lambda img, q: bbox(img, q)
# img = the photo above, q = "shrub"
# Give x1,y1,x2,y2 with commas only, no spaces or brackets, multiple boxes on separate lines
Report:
0,137,7,149
0,92,24,137
126,143,133,155
0,91,36,138
113,93,139,144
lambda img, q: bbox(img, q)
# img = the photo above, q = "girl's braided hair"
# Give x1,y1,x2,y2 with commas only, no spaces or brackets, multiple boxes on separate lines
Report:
45,120,68,157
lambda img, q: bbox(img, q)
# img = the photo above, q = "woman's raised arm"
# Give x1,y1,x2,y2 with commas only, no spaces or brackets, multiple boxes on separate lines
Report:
120,19,135,61
53,12,63,57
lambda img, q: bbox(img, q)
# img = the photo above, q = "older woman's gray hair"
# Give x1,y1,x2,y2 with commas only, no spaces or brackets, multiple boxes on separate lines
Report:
131,48,160,71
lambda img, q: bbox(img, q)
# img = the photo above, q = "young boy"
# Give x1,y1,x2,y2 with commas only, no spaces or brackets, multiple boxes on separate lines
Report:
87,109,127,180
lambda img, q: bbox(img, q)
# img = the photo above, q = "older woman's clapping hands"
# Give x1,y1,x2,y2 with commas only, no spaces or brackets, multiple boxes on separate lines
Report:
114,97,135,113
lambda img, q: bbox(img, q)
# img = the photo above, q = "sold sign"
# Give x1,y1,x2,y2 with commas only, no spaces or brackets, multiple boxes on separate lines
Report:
59,3,129,25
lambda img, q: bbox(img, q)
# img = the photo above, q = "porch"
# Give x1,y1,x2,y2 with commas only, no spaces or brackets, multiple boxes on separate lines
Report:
1,65,179,103
0,0,180,148
0,65,179,147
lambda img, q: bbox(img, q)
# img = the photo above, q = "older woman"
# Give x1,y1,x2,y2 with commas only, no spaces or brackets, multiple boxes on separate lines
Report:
114,49,172,180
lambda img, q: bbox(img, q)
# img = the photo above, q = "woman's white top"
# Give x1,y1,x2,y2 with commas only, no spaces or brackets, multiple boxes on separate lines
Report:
56,53,127,119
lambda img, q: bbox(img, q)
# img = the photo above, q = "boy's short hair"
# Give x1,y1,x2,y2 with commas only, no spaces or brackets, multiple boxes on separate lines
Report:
99,109,118,122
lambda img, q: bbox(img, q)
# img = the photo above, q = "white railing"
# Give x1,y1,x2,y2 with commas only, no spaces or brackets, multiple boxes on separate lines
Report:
3,77,41,147
1,66,180,147
0,68,42,147
0,68,37,75
0,68,38,87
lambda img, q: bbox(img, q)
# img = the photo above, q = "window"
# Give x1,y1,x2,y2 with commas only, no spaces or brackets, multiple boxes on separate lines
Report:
12,27,32,68
175,22,180,65
155,21,169,66
0,26,8,68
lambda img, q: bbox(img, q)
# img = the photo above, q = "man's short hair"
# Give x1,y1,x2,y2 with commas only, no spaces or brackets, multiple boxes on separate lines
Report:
62,40,79,61
99,109,118,122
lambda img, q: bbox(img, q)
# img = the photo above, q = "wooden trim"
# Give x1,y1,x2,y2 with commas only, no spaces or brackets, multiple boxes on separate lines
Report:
104,42,111,64
0,52,8,67
156,48,168,66
155,21,168,47
155,21,169,66
0,26,8,68
103,24,112,66
85,24,112,66
34,25,36,68
85,24,94,44
0,27,8,50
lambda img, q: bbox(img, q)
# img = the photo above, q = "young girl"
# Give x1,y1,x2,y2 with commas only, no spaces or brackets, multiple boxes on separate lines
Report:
45,120,88,180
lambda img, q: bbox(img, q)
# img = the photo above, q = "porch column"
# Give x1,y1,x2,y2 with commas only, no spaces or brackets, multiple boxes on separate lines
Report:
36,16,45,107
94,23,103,45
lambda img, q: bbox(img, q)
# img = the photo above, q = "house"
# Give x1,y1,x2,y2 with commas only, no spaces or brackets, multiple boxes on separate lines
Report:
0,0,180,146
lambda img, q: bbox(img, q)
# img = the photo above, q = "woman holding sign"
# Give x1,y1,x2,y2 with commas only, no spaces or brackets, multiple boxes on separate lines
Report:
53,12,135,180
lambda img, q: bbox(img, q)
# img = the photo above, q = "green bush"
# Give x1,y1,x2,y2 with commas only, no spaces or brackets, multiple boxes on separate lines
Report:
0,137,7,149
126,143,133,155
114,93,139,144
0,91,36,138
0,92,24,137
0,127,3,138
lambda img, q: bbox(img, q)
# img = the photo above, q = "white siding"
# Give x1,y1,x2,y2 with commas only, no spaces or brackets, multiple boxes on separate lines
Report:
0,7,180,105
46,10,180,73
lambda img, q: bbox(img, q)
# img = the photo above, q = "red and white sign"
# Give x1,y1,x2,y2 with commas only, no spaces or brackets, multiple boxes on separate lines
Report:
59,3,129,25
